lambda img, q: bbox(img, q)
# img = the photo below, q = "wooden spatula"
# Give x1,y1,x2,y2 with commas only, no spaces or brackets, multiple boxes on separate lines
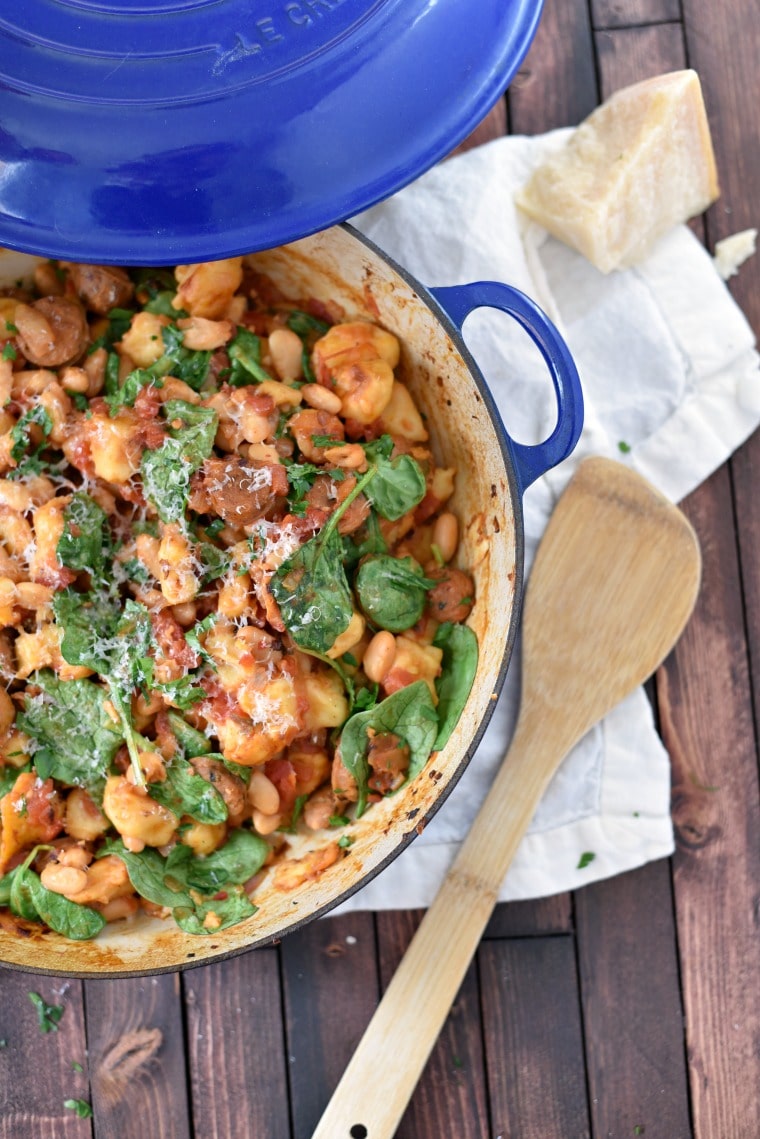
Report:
313,456,701,1139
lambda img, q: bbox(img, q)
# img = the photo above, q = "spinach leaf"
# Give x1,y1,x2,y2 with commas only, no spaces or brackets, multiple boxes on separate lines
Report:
147,755,228,824
0,867,16,905
121,557,151,585
284,309,330,384
103,351,120,396
271,464,380,654
337,680,438,816
154,676,206,711
132,267,178,302
105,369,163,413
147,324,211,390
10,848,45,921
202,517,226,539
286,310,330,338
227,328,272,386
88,307,135,352
55,592,152,682
0,763,29,798
53,590,154,786
365,453,426,521
137,657,205,712
100,839,194,908
140,401,217,524
271,523,353,655
19,671,122,791
432,623,479,750
162,398,217,430
351,684,379,715
173,888,257,935
284,793,308,833
197,540,230,584
165,829,268,893
213,754,256,782
143,291,181,316
57,492,110,580
27,874,105,941
342,510,387,566
166,710,213,757
355,555,436,633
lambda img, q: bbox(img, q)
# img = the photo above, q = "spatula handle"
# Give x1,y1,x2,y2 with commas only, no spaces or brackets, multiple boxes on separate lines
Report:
312,717,554,1139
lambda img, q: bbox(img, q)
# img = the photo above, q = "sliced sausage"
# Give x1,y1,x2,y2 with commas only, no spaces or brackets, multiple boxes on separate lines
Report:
189,456,288,527
67,264,135,315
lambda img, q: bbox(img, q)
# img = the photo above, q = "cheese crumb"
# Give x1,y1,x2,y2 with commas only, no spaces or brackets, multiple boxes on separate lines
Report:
516,70,720,273
714,229,757,280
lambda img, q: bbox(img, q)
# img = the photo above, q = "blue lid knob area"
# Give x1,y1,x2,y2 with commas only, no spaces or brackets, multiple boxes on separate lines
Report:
0,0,543,263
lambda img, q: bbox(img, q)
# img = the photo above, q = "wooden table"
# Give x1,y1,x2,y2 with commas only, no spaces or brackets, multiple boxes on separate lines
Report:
2,2,759,1136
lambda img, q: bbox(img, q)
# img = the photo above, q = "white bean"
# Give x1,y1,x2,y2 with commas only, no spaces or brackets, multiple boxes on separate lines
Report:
268,328,304,382
432,512,459,563
363,631,397,684
248,770,280,816
40,863,88,897
252,808,283,835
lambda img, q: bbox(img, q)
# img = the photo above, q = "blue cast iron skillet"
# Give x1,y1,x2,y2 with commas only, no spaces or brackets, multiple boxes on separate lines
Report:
0,224,582,976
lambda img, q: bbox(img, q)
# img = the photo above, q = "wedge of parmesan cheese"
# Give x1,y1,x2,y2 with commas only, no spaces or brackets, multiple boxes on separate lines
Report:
516,70,720,273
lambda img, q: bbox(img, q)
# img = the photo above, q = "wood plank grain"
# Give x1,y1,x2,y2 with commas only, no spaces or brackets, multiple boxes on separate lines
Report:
575,861,692,1139
596,22,687,97
484,894,572,938
0,974,91,1139
659,6,760,1136
682,0,760,260
583,20,697,1129
183,950,290,1139
508,0,598,132
662,469,760,1139
591,0,681,28
84,974,191,1139
280,912,378,1139
375,910,489,1139
683,0,760,765
479,937,590,1138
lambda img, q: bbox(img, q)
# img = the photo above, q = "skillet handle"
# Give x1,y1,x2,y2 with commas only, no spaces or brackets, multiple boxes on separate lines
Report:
430,282,583,493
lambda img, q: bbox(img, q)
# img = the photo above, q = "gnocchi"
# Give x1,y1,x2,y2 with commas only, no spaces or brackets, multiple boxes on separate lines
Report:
0,256,477,942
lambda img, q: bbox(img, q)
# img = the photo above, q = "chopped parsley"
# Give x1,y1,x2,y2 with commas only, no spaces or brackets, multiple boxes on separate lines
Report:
576,851,596,870
10,405,53,468
28,992,64,1033
64,1099,93,1119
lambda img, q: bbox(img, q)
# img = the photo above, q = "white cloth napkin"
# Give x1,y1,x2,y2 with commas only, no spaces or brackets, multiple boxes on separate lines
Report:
331,130,760,913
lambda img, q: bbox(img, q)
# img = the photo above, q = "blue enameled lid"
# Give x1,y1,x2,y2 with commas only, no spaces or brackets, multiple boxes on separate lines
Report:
0,1,542,264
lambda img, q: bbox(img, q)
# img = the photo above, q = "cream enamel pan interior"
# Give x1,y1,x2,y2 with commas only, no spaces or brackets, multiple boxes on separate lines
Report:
0,226,580,976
